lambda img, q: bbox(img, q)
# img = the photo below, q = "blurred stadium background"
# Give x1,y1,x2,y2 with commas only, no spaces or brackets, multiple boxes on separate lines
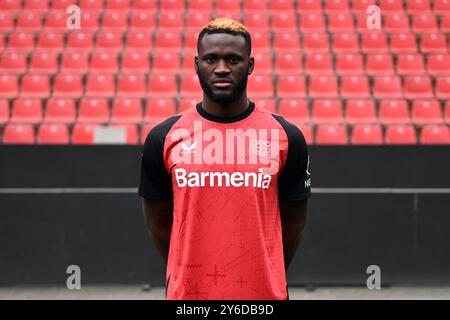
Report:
0,0,449,299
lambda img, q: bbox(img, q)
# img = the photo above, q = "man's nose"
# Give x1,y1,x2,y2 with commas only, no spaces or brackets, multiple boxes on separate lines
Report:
214,60,230,74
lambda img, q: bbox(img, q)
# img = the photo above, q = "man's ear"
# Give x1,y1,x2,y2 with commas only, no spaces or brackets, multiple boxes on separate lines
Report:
194,56,199,74
248,56,255,75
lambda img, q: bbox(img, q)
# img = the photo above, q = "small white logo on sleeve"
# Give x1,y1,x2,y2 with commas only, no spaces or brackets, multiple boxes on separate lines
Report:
181,141,198,154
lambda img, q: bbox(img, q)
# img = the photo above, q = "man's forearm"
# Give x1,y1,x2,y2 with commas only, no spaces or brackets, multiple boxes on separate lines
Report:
282,223,306,271
146,224,172,264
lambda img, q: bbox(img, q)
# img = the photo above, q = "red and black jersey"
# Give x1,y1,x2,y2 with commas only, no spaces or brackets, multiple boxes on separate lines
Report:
139,101,311,300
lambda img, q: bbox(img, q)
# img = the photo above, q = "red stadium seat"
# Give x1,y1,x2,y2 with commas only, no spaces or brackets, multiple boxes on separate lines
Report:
345,99,377,124
277,75,306,98
0,74,18,98
373,76,403,98
96,32,124,53
80,0,104,12
365,54,395,76
412,99,443,124
271,13,297,31
44,98,76,124
179,98,199,112
436,76,450,99
427,54,450,76
117,74,147,98
302,32,330,53
79,12,101,31
130,12,156,30
85,74,115,97
66,31,94,53
396,54,425,75
126,32,153,53
102,11,129,31
107,0,130,11
384,13,410,32
446,101,450,124
53,74,83,98
379,0,404,12
184,31,201,51
72,124,100,144
158,12,185,31
273,33,301,52
214,11,240,21
111,99,143,124
250,32,271,52
10,99,42,124
21,74,50,99
110,124,139,144
305,54,333,75
252,53,273,74
78,99,109,123
335,54,364,75
299,14,325,31
312,99,343,123
160,0,185,11
309,76,338,98
132,0,158,11
420,125,450,144
297,0,322,12
0,100,9,124
180,73,202,98
148,75,178,98
440,15,450,32
60,52,89,74
154,32,182,52
7,32,35,53
407,0,432,13
141,123,154,143
2,124,35,144
325,0,350,12
332,32,359,53
0,12,14,32
145,99,177,122
181,52,196,72
190,0,213,12
248,75,274,98
51,0,77,10
278,99,309,124
244,13,270,32
420,33,448,53
121,51,150,73
270,0,294,11
351,125,383,144
44,11,68,30
340,76,370,98
385,125,417,144
16,12,43,31
298,125,313,144
152,52,181,74
29,52,58,75
361,32,388,53
187,12,211,31
24,0,50,11
41,32,67,53
37,124,70,144
90,52,119,74
389,32,417,53
379,99,410,124
315,125,348,144
412,14,438,32
253,99,276,112
434,0,450,14
403,76,433,99
275,53,303,75
1,0,20,12
328,13,355,32
243,0,268,12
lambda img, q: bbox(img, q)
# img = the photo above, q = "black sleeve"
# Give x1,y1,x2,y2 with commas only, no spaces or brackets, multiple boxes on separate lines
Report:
273,114,312,202
138,115,181,201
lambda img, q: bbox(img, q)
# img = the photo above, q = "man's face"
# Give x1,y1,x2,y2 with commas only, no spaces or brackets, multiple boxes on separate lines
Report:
195,33,254,103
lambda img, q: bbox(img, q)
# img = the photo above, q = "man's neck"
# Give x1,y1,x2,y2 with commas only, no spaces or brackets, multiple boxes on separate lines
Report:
201,94,249,118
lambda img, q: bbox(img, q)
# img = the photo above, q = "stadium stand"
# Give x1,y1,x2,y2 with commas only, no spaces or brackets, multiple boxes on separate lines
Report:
0,0,448,144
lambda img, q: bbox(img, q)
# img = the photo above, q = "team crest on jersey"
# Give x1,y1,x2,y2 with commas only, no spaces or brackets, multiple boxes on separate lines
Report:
181,141,198,155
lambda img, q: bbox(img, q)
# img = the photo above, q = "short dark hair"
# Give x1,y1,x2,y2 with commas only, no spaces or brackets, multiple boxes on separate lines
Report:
197,18,252,56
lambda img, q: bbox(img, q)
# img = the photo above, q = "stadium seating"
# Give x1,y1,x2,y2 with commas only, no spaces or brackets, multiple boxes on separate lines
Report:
0,0,448,145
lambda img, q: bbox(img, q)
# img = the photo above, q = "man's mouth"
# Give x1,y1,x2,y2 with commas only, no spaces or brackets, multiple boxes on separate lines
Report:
212,79,233,89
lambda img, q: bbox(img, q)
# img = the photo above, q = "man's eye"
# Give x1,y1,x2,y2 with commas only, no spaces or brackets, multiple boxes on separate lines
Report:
205,57,215,63
229,58,239,64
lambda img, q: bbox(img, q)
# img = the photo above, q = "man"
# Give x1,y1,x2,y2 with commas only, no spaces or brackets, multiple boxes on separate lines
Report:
139,18,311,300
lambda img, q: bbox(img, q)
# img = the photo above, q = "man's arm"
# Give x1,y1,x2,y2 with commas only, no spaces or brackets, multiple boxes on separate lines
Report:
141,198,173,264
280,199,309,272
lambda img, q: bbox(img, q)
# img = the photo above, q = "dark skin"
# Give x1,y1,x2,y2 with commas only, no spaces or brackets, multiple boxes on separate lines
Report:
142,32,309,272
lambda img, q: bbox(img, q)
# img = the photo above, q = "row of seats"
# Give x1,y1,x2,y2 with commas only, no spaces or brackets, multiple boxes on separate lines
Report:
1,123,448,144
1,31,448,53
1,98,449,125
2,51,449,75
1,10,450,32
1,74,449,99
1,0,449,14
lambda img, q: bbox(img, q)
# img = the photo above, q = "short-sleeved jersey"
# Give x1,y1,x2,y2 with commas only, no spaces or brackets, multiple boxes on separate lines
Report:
139,101,311,300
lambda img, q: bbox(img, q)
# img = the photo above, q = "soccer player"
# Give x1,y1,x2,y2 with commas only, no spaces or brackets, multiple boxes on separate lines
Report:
139,18,311,300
